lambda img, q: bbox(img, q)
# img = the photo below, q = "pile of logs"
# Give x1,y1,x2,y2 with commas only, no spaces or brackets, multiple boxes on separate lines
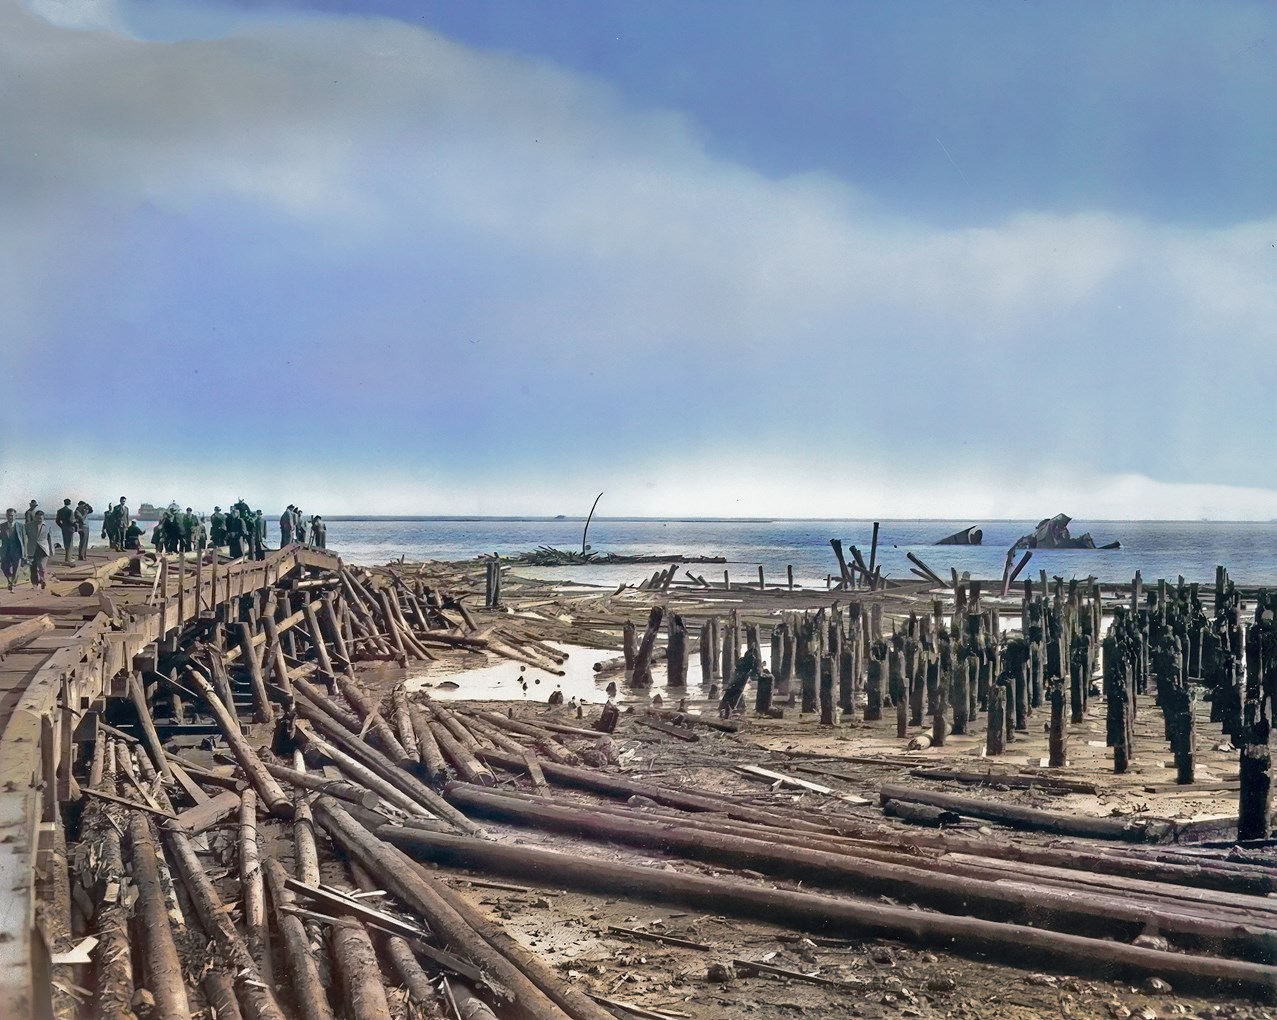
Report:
55,554,1277,1020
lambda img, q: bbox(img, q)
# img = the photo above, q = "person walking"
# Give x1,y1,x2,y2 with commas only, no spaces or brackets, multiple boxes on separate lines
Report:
55,499,75,563
74,501,92,560
27,510,54,589
1,508,24,591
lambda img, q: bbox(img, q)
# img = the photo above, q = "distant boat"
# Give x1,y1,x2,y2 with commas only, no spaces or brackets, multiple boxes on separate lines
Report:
136,502,163,521
554,514,566,520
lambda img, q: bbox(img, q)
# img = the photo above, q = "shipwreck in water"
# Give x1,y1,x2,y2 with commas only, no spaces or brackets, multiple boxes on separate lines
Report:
936,526,983,546
1013,514,1120,551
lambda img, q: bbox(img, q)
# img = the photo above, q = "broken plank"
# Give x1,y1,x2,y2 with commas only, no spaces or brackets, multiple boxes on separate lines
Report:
175,790,242,835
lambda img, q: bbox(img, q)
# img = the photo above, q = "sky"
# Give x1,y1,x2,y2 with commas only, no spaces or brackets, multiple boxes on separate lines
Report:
1,0,1274,519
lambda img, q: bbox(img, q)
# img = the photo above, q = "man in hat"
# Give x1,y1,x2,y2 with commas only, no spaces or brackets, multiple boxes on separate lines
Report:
27,510,54,589
280,505,295,547
55,498,75,563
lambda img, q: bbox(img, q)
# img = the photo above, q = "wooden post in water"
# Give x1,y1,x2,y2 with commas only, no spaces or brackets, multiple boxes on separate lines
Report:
819,656,834,726
865,649,884,721
758,565,765,591
787,565,794,591
1047,678,1068,767
797,626,817,714
868,522,880,587
755,668,774,714
986,684,1006,756
700,621,714,683
951,655,969,735
667,613,689,686
631,608,664,687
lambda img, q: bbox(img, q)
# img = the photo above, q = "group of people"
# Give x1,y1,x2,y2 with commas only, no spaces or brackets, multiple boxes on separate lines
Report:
0,495,329,593
279,505,327,550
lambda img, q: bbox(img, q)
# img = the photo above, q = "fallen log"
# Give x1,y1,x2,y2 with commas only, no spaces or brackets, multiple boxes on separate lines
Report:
470,712,581,766
160,818,287,1020
183,667,291,818
475,748,837,834
428,715,496,787
0,614,55,656
84,743,134,1020
879,784,1173,843
336,675,414,767
379,827,1277,1002
297,728,430,818
427,877,616,1020
239,790,273,985
237,622,274,724
259,758,381,810
262,857,337,1020
407,702,448,783
391,687,420,764
293,699,483,835
442,783,1274,962
314,799,577,1020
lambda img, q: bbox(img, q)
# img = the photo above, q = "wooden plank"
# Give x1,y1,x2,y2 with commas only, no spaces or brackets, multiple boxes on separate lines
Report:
175,790,241,835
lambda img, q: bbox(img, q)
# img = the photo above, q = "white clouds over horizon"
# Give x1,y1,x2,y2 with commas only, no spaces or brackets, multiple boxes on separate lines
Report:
2,1,1274,518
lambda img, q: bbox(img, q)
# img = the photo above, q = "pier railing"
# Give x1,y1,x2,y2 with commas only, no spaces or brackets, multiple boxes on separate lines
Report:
0,544,341,1019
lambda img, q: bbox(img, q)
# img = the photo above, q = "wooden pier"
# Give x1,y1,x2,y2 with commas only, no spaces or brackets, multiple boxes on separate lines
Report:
0,544,339,1020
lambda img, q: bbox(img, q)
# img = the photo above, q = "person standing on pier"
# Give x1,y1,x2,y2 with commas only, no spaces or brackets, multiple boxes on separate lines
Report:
293,507,307,545
225,507,244,559
27,510,53,589
55,499,75,563
74,501,92,560
209,506,226,550
253,510,266,558
1,508,24,591
310,515,327,549
280,505,295,547
180,507,197,552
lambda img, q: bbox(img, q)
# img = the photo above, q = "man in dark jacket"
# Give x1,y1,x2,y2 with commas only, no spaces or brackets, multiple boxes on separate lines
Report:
55,499,75,563
0,508,24,591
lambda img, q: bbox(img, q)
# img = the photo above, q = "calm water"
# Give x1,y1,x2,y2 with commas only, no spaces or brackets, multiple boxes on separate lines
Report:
279,517,1277,589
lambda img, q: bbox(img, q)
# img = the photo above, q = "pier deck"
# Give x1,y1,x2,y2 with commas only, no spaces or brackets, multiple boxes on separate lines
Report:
0,543,338,1020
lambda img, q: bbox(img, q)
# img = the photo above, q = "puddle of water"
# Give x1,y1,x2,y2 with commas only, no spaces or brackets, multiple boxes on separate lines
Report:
390,642,721,706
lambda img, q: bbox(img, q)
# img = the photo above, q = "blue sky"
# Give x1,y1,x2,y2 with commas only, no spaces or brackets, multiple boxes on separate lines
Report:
2,0,1274,518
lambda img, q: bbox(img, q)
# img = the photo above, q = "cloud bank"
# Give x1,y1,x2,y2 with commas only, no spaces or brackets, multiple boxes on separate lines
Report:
2,2,1274,518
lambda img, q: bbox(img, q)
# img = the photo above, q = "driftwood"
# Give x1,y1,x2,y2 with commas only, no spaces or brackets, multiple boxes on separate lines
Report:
314,798,580,1020
879,784,1173,843
441,783,1270,961
262,856,335,1020
160,817,288,1020
378,826,1277,1002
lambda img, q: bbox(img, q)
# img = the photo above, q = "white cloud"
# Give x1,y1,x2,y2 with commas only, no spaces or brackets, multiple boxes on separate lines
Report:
2,2,1274,517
